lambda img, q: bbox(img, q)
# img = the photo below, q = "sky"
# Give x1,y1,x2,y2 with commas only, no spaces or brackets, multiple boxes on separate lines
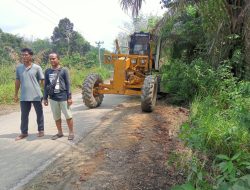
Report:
0,0,165,50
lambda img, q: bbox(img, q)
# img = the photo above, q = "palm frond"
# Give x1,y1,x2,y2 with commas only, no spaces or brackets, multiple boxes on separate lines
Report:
120,0,145,17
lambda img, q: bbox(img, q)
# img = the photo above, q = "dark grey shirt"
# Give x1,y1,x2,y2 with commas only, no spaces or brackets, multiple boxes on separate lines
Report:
44,67,72,101
16,63,44,101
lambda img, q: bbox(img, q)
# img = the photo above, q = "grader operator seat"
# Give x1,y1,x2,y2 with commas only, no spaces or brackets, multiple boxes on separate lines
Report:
129,32,151,56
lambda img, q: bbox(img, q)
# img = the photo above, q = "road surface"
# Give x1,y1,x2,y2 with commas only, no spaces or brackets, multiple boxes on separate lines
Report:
0,93,129,190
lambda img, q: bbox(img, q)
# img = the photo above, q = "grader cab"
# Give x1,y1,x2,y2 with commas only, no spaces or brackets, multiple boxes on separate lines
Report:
82,32,161,112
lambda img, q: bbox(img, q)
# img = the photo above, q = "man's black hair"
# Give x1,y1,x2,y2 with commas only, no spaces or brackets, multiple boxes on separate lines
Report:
21,48,33,55
49,52,60,59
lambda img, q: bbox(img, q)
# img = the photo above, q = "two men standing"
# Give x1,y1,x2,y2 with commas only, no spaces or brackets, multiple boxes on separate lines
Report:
14,48,74,141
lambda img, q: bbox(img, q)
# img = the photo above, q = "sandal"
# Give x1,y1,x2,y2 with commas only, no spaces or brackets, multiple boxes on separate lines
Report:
51,134,64,140
37,131,44,137
68,134,74,141
15,134,28,141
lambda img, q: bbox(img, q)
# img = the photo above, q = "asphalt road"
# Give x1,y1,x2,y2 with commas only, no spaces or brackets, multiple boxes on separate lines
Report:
0,93,129,190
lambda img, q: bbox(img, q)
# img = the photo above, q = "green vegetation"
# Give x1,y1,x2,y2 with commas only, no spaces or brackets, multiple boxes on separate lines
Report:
0,83,15,104
0,63,16,104
0,17,109,104
1,1,249,189
0,64,110,104
69,66,110,90
157,0,250,189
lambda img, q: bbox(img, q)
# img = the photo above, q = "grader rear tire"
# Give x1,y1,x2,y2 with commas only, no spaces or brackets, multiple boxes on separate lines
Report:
141,75,158,112
82,73,104,108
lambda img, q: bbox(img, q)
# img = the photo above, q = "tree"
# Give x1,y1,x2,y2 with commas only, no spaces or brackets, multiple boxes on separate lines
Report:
119,0,198,17
0,29,23,64
51,18,91,57
223,0,250,34
116,14,161,53
120,0,144,17
30,39,52,64
243,1,250,79
69,31,91,56
51,18,74,56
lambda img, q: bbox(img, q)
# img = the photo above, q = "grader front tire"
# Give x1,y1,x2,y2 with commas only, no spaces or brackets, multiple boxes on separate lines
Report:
141,75,158,112
82,74,104,108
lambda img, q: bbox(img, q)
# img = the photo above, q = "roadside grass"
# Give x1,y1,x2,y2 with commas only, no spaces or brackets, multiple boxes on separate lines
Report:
0,64,16,85
0,64,16,104
171,82,250,190
0,83,15,104
182,94,250,155
162,59,250,190
0,64,111,104
70,66,111,90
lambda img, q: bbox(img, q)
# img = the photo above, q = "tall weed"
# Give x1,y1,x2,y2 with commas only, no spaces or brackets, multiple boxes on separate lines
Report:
0,64,16,104
70,66,110,90
161,58,218,104
0,65,111,105
214,152,250,189
181,95,250,155
0,64,15,85
0,83,15,104
173,59,250,189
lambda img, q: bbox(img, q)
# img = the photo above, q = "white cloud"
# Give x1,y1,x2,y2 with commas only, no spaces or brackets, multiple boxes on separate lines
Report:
0,0,165,50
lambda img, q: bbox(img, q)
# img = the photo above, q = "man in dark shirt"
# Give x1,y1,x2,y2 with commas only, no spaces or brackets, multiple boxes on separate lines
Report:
43,53,74,140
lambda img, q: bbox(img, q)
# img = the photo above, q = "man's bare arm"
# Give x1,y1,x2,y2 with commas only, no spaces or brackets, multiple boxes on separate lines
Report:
40,79,44,88
14,80,20,102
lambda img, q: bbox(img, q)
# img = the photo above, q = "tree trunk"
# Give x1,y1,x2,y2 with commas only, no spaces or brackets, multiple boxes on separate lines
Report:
244,3,250,80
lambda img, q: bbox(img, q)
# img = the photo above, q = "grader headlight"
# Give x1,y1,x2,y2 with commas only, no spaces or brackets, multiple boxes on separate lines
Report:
131,59,137,65
104,55,112,64
107,55,112,61
140,58,147,65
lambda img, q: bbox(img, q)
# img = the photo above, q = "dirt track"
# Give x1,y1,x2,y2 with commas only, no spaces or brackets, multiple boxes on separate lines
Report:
0,104,20,116
23,98,189,190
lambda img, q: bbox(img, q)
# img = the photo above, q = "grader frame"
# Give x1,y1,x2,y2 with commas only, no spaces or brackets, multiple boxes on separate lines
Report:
82,32,160,112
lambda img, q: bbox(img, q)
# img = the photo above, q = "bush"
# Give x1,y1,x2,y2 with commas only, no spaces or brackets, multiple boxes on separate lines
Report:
70,66,110,90
0,64,15,85
0,83,15,104
181,95,250,155
178,79,250,189
0,65,111,105
161,58,218,104
60,52,99,69
0,64,16,104
178,64,250,154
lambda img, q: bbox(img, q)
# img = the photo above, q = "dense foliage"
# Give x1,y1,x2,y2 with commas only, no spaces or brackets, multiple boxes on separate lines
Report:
118,1,249,188
0,18,96,66
0,17,107,104
51,18,91,56
156,0,250,189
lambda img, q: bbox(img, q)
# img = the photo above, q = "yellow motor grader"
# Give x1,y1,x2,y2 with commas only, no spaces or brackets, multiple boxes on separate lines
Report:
82,32,161,112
